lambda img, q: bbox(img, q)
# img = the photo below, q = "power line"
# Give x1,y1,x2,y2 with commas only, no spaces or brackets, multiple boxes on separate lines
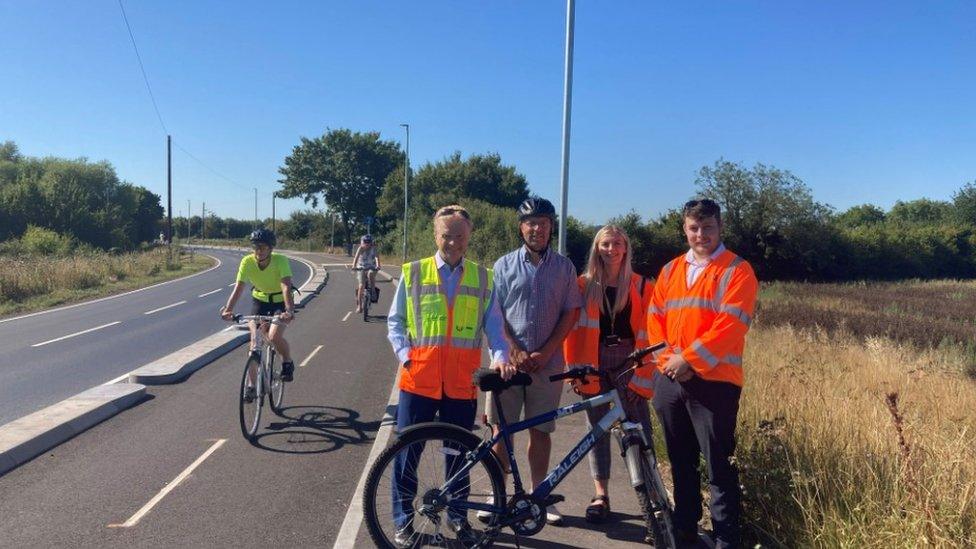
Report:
117,0,167,135
172,140,252,193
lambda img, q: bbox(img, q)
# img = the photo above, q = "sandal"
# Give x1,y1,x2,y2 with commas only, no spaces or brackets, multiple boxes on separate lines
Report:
584,495,610,523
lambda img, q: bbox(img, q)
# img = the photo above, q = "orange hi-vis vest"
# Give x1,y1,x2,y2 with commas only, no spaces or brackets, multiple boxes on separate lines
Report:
642,248,758,387
563,274,654,397
400,256,493,400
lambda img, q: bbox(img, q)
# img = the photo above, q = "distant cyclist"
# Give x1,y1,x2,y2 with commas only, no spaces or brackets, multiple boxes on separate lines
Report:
221,228,297,382
351,234,382,313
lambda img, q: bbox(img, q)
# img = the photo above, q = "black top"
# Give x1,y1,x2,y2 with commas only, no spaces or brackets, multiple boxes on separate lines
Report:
599,286,634,339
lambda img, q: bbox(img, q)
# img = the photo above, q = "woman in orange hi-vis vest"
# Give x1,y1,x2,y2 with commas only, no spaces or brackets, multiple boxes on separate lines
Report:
641,199,758,549
562,225,654,528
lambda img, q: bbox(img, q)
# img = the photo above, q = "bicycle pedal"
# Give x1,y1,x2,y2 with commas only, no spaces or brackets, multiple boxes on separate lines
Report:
541,494,564,506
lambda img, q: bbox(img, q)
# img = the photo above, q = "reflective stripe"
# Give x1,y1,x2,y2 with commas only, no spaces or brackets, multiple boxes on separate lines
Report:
635,330,647,341
647,305,664,316
664,297,716,312
661,259,677,284
415,335,448,347
719,304,752,326
472,266,488,340
724,354,743,366
714,256,743,304
631,375,653,389
407,261,424,340
577,309,600,329
451,338,483,350
690,339,719,368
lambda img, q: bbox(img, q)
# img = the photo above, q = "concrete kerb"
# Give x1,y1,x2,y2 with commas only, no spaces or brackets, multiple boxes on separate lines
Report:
128,330,250,385
0,383,146,476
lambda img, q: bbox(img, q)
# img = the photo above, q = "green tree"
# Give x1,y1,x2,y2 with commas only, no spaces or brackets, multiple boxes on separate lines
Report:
952,181,976,224
377,152,529,229
695,159,837,280
835,204,886,228
277,129,401,248
888,198,952,225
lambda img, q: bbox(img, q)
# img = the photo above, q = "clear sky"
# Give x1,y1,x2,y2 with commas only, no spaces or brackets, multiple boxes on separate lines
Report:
2,1,974,224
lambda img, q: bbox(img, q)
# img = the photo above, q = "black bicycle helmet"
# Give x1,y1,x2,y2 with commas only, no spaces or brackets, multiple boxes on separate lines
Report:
249,228,276,247
361,234,374,244
517,197,557,222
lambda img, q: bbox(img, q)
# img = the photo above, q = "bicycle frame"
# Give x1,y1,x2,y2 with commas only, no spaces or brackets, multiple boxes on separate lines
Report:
435,387,639,517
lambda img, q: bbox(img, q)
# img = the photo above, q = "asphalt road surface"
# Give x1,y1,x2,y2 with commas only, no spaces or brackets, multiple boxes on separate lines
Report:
0,248,312,426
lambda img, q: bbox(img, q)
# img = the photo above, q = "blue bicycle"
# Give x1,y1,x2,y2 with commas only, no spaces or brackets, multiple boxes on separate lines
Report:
362,343,676,548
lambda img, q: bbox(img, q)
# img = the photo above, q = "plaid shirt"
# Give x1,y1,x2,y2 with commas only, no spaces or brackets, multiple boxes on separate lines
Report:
492,245,582,372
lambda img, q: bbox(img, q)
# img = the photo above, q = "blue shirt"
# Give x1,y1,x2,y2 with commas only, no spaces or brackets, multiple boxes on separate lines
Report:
387,252,509,366
492,245,583,373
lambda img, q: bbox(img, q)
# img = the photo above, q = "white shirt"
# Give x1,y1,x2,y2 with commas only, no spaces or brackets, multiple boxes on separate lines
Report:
685,243,726,288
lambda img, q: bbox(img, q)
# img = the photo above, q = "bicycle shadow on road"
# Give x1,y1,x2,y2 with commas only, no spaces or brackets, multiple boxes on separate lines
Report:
489,512,650,548
247,405,380,454
363,314,388,323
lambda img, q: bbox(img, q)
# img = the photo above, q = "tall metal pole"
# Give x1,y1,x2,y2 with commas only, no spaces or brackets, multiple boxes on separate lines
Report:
558,0,575,255
202,202,206,239
167,134,173,246
253,188,258,229
330,211,335,253
400,123,410,262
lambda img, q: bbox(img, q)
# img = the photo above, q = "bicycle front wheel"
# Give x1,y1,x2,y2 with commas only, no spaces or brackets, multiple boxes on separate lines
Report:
362,288,370,321
239,355,263,440
636,451,677,548
268,349,284,414
363,424,506,549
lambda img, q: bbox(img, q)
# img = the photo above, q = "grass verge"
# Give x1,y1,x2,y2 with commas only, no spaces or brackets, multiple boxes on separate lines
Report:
0,247,215,317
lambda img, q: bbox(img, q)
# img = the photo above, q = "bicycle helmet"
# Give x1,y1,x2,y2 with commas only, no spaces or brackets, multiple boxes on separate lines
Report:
517,197,557,223
249,228,276,247
361,234,374,244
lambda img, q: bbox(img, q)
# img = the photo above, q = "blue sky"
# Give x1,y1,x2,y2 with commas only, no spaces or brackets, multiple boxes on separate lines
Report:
1,1,974,225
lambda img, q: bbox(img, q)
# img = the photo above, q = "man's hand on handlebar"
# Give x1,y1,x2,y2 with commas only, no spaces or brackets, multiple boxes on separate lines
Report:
492,359,516,381
220,306,234,321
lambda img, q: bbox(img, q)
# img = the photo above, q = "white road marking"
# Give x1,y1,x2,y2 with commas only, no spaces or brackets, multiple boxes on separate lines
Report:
143,300,187,315
341,311,352,322
332,368,402,548
299,345,323,368
0,254,223,326
32,321,121,347
198,288,223,298
108,439,227,528
102,373,130,385
227,283,236,288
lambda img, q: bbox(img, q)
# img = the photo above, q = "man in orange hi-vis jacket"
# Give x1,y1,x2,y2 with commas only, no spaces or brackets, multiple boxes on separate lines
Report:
644,198,758,549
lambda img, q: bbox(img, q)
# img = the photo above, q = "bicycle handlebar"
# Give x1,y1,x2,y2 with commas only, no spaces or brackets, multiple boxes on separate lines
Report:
547,342,667,383
351,267,380,271
229,313,288,324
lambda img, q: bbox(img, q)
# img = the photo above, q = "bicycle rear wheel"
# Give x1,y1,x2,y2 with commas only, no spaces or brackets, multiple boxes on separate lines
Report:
239,355,263,440
268,347,284,414
362,285,370,321
635,451,677,548
363,424,506,548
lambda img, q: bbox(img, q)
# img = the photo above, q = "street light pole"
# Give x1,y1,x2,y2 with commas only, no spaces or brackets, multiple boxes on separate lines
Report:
558,0,575,255
253,188,258,229
399,123,410,262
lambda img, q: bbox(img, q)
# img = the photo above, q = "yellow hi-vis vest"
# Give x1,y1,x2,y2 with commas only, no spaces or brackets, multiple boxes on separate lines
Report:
401,256,493,400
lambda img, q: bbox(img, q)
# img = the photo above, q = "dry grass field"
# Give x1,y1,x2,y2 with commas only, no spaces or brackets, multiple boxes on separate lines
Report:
0,247,214,316
734,281,976,547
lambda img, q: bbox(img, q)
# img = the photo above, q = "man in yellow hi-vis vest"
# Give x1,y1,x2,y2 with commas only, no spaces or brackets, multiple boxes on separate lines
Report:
386,205,511,546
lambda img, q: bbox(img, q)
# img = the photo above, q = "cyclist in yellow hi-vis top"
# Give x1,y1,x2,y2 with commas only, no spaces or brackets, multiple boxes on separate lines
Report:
221,229,297,382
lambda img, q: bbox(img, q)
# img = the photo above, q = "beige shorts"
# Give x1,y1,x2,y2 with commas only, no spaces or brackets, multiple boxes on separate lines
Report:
484,368,565,433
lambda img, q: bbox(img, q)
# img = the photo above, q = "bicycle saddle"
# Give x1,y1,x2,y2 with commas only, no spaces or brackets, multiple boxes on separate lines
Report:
473,369,533,392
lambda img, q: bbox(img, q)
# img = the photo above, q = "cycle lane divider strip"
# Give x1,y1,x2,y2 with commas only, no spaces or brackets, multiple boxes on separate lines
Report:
107,438,227,528
31,321,122,348
198,288,223,298
299,345,323,368
0,383,147,475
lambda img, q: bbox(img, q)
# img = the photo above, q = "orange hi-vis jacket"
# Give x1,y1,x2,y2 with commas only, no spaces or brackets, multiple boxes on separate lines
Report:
642,248,758,387
563,274,654,397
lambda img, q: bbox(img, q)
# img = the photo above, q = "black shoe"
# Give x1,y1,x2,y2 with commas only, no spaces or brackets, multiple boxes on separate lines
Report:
449,519,480,548
248,349,261,362
281,361,294,382
393,524,415,548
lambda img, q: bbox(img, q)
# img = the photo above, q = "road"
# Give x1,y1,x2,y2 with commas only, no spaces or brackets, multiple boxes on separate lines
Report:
0,248,312,426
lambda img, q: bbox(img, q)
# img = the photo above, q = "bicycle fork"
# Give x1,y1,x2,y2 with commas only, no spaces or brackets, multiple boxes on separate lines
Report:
614,421,651,488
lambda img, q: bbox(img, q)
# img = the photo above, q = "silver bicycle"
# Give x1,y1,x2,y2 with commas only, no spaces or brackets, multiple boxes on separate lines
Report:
230,313,286,440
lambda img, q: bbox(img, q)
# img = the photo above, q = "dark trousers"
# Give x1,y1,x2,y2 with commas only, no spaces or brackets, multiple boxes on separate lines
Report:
392,390,477,529
652,373,742,549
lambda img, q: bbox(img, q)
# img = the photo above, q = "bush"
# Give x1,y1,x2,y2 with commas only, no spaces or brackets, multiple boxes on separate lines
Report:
19,225,76,256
